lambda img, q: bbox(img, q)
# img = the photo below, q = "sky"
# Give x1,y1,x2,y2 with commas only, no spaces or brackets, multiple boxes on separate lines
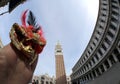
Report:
0,0,99,77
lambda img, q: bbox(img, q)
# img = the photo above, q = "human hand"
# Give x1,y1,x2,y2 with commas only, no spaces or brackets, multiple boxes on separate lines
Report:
0,43,38,84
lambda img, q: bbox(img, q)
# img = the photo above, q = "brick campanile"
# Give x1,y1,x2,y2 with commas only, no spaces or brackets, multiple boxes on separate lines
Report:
55,42,67,84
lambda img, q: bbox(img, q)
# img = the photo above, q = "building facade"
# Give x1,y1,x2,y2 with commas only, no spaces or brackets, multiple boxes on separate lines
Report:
71,0,120,84
32,74,55,84
67,76,72,84
55,42,67,84
0,38,3,48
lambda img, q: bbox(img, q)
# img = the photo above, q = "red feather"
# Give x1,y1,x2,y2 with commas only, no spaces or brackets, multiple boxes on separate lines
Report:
21,10,28,27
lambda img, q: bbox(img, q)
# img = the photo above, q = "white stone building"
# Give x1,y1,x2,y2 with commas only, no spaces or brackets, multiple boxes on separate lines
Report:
32,74,55,84
67,76,72,84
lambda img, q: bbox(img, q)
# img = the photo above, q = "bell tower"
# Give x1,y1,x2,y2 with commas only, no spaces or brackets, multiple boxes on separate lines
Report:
55,42,67,84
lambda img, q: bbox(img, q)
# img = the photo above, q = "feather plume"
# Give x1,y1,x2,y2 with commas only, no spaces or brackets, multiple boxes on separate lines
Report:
21,10,28,27
27,11,40,29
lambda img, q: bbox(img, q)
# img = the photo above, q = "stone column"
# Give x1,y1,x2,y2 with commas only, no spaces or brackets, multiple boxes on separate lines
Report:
88,74,91,80
103,63,107,71
91,60,94,66
83,68,86,73
112,53,118,62
94,56,97,62
88,63,91,69
91,72,94,80
98,67,102,74
97,52,101,59
107,58,112,67
86,75,89,82
95,70,98,77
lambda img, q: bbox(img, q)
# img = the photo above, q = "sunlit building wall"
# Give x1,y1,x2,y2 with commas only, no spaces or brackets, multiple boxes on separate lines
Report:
32,74,55,84
67,76,72,84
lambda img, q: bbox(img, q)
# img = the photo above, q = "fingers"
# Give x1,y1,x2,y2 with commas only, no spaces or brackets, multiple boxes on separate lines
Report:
10,43,38,71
